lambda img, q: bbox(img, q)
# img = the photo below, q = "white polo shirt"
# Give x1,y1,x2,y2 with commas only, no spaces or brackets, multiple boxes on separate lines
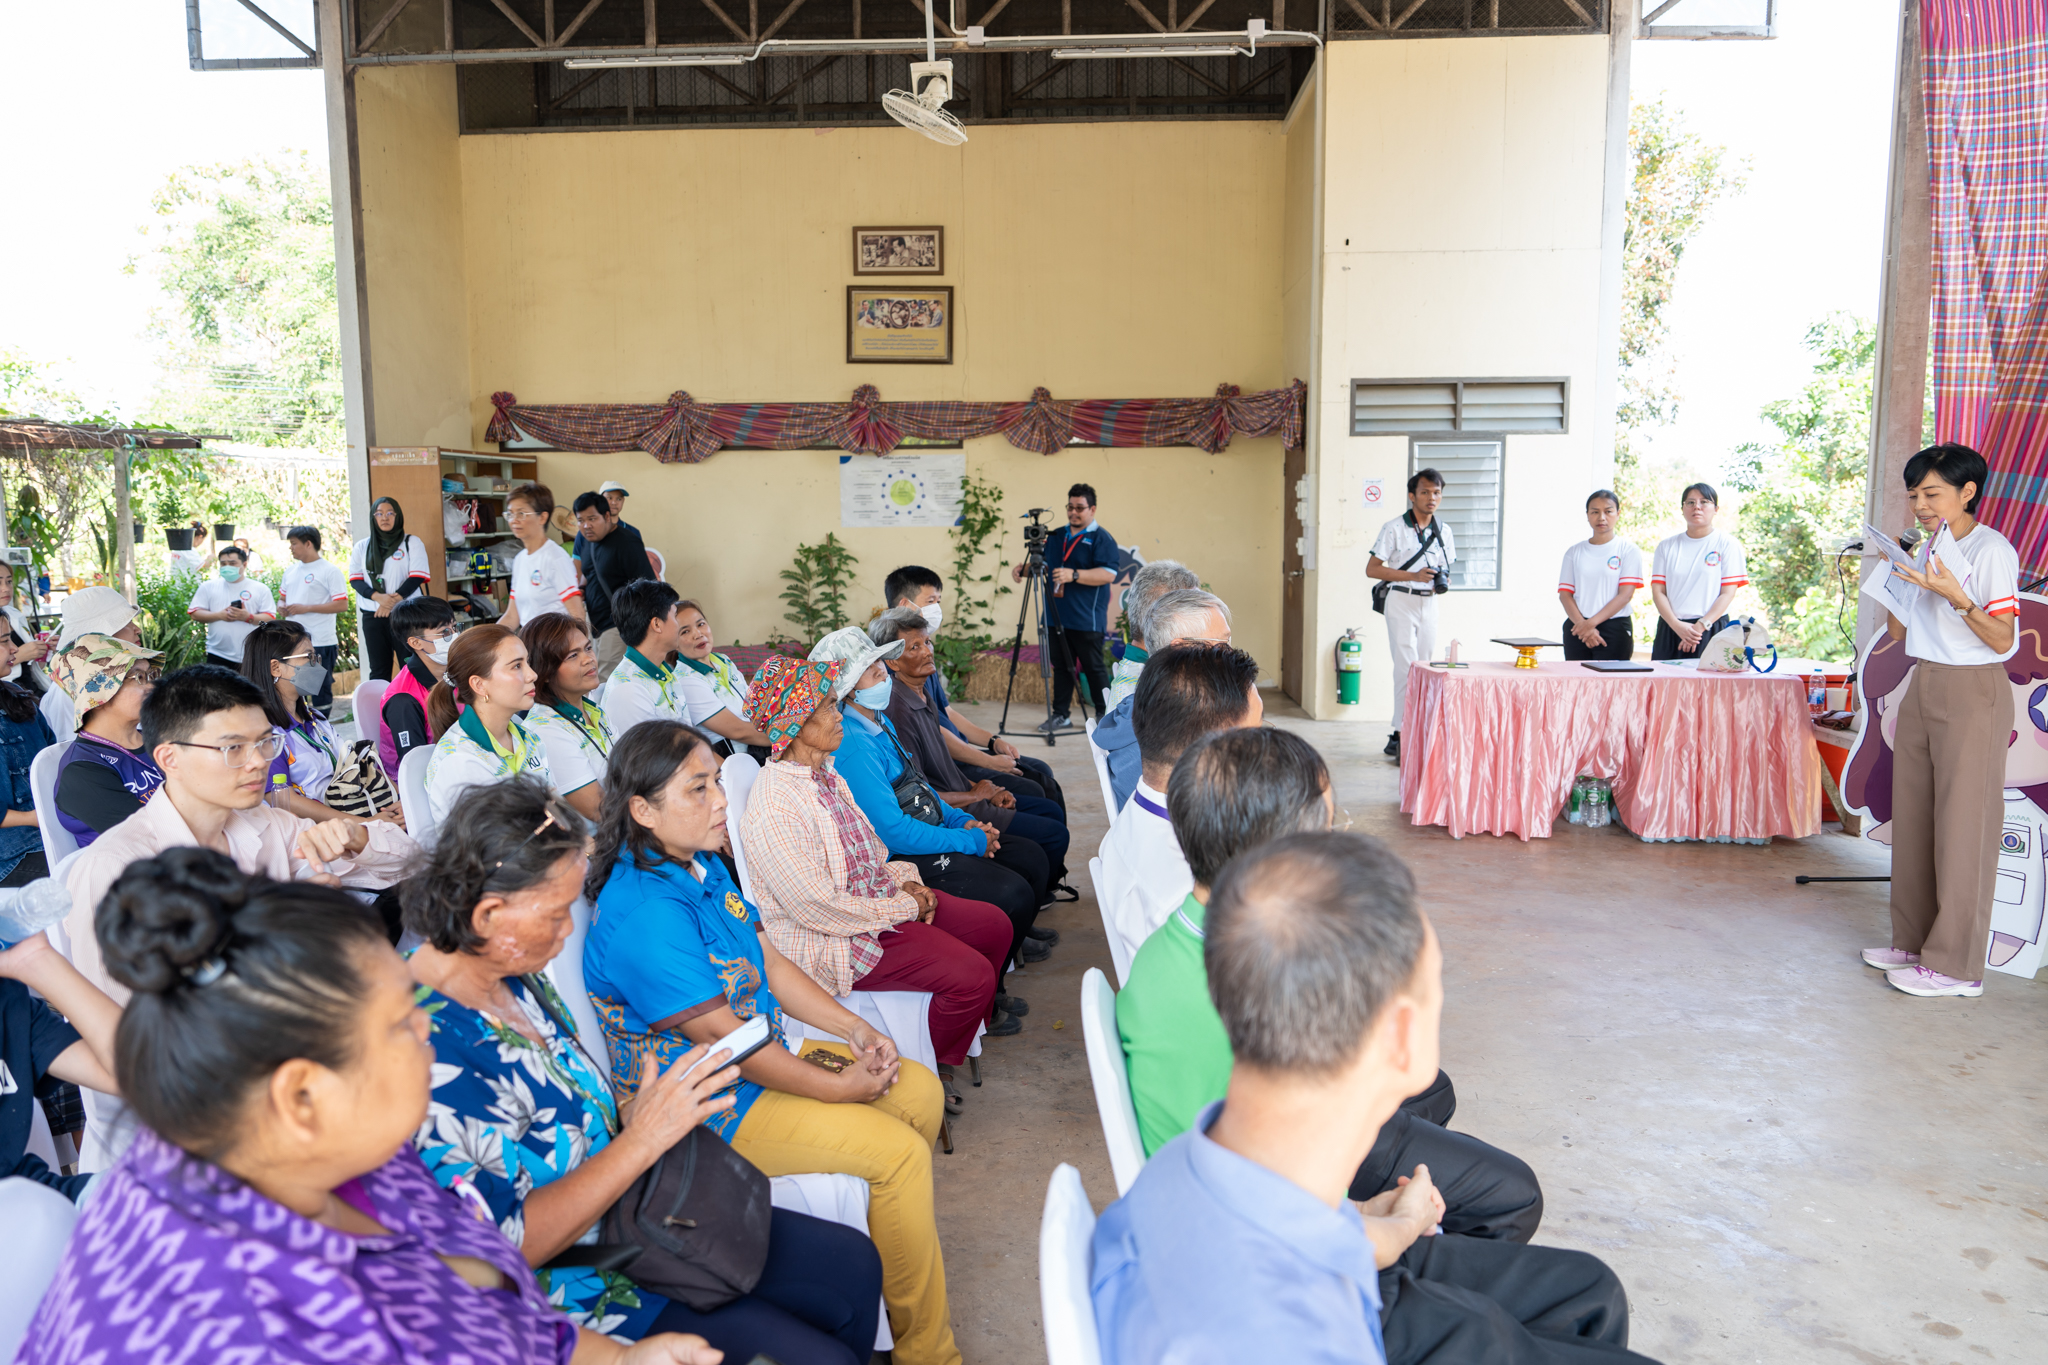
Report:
600,649,687,740
677,652,753,729
349,534,430,596
281,556,350,648
422,713,555,828
1558,538,1645,608
188,576,278,662
1652,530,1748,618
510,540,582,624
524,700,612,798
1904,523,2021,666
1371,514,1457,584
1097,777,1195,975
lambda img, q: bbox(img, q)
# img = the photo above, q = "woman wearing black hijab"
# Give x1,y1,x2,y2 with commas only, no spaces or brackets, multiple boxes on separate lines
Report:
347,496,430,681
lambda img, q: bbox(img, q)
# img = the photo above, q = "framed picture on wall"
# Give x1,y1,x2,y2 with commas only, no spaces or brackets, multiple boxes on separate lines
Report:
853,226,944,276
847,286,954,364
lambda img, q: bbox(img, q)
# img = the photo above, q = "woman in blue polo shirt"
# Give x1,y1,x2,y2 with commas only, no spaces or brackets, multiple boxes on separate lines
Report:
581,720,958,1365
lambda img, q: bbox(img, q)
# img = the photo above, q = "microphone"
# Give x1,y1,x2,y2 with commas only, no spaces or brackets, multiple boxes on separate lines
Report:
1899,526,1924,552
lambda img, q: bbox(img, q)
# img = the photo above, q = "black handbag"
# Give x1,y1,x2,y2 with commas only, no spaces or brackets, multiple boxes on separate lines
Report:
884,722,947,825
520,976,774,1311
1371,516,1445,616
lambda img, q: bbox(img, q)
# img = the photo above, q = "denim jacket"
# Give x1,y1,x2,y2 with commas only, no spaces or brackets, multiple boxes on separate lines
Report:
0,699,53,879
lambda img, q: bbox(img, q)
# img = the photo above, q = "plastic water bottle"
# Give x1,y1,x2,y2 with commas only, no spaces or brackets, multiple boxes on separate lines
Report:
1586,779,1611,829
1808,668,1827,718
0,878,72,948
1569,776,1587,824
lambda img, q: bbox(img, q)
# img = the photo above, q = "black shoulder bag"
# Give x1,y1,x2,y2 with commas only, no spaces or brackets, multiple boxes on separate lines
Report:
520,976,773,1311
1371,515,1444,616
883,720,948,825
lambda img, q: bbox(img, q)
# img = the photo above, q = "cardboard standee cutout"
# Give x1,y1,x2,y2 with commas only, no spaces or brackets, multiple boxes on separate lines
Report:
1841,591,2048,979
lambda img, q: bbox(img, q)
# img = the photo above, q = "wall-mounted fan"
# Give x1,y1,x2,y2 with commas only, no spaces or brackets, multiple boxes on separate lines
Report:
883,1,967,145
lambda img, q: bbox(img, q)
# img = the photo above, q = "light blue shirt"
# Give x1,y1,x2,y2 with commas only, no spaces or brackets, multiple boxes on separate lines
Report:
834,703,987,857
1091,1101,1388,1365
1091,693,1141,812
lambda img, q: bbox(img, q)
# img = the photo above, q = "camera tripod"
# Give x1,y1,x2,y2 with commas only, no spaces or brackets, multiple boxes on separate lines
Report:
996,513,1089,744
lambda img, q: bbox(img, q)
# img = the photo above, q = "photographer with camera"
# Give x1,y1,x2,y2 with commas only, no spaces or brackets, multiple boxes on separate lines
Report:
1010,484,1119,732
1367,469,1455,762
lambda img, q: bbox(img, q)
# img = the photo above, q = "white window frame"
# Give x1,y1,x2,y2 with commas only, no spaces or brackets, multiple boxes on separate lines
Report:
1410,439,1504,593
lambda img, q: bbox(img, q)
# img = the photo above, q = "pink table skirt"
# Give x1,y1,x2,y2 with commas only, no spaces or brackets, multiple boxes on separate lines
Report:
1397,661,1823,842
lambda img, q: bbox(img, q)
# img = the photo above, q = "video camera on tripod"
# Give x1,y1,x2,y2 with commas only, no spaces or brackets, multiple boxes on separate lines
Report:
997,508,1077,742
1020,508,1052,552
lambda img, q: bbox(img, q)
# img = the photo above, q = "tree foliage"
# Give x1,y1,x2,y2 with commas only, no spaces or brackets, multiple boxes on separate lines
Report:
1615,98,1745,506
131,156,342,450
1729,316,1882,661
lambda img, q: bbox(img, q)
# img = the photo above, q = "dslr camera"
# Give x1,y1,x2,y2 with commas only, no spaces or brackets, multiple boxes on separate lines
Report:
1430,567,1450,595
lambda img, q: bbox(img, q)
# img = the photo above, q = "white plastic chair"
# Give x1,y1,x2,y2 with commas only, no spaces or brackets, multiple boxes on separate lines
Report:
1090,856,1133,988
721,753,761,900
1079,968,1146,1196
1039,1163,1104,1365
30,746,79,869
1084,717,1118,818
399,747,435,848
769,1173,894,1351
543,896,610,1062
350,678,387,745
0,1177,80,1363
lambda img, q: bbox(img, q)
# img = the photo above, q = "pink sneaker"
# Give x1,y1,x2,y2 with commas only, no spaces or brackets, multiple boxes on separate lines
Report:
1861,947,1920,970
1886,965,1983,998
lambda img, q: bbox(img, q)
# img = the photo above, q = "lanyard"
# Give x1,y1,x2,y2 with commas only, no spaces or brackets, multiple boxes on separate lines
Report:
1060,528,1088,564
293,718,338,769
626,647,677,712
457,706,534,777
553,698,614,756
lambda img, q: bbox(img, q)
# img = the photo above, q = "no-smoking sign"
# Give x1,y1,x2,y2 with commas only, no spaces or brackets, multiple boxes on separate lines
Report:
1363,478,1386,506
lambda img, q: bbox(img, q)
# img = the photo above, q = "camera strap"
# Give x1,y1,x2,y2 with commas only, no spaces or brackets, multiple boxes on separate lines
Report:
1397,512,1443,573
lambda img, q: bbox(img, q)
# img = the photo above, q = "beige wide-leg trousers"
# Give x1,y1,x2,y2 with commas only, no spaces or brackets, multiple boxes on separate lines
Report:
1889,659,2012,981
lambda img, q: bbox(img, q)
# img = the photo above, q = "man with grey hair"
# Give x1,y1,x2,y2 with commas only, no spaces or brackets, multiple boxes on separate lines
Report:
1094,831,1652,1365
1092,586,1232,811
1105,558,1201,709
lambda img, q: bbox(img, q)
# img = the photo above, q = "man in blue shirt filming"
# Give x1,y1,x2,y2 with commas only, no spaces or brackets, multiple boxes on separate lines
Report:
1012,483,1118,732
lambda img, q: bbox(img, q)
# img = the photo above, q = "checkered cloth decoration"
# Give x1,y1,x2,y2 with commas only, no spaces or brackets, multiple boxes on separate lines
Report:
1924,1,2048,579
485,380,1306,463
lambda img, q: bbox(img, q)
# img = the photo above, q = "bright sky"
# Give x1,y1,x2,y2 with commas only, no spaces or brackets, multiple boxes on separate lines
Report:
1,0,1899,467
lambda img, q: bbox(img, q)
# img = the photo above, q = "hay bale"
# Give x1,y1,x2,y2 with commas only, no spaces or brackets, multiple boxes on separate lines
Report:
961,651,1049,704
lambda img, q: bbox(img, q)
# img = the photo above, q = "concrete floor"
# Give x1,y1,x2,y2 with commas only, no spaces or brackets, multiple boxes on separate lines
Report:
932,697,2048,1365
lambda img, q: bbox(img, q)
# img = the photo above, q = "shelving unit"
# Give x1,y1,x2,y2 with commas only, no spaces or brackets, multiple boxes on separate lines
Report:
365,446,538,608
439,449,539,612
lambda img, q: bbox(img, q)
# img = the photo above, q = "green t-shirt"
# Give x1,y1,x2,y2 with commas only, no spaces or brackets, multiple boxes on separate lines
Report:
1115,892,1234,1156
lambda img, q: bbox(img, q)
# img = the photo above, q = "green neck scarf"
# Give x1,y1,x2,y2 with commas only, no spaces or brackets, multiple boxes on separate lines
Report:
457,705,533,777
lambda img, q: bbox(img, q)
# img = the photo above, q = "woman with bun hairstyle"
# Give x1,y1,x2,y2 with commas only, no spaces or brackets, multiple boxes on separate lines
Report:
405,776,883,1363
422,624,556,829
17,848,721,1365
582,721,957,1365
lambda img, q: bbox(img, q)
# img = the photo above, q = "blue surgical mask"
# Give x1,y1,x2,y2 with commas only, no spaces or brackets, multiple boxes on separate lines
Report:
853,677,894,710
220,566,242,583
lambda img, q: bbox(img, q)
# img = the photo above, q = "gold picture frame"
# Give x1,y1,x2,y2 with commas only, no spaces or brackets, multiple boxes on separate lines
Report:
847,286,954,365
852,226,944,276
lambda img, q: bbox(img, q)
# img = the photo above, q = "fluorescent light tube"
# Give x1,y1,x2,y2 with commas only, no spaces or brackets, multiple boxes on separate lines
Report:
562,54,750,68
1051,45,1245,58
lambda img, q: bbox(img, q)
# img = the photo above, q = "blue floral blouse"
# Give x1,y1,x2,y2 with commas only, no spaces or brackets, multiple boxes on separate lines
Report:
412,973,668,1341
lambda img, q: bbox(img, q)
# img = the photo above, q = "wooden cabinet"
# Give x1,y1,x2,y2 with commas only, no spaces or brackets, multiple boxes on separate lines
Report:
366,447,538,608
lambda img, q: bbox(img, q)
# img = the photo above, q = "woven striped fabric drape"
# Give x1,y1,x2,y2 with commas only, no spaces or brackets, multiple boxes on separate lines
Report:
1924,0,2048,578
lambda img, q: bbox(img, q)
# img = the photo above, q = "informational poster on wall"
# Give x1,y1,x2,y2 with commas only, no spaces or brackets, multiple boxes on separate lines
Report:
839,453,966,528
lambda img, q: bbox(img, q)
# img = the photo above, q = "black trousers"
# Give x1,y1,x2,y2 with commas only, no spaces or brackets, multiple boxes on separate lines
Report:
1050,625,1110,719
1562,619,1634,662
962,753,1067,813
311,643,338,713
1350,1101,1546,1245
361,611,398,681
1650,614,1729,662
893,840,1048,967
204,653,242,672
1381,1234,1655,1364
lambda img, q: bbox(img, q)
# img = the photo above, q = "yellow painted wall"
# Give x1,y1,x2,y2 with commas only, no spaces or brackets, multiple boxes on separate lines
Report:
449,121,1291,669
357,65,473,449
1304,35,1613,721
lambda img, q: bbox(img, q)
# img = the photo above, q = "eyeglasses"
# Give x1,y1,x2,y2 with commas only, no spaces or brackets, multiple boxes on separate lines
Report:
173,732,286,769
124,664,162,685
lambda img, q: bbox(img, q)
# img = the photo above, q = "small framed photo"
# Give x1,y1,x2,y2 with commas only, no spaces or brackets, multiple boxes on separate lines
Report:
853,226,944,276
847,287,953,364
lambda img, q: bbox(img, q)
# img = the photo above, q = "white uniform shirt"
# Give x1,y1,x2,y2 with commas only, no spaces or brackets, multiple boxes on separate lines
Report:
1651,530,1748,619
1097,777,1195,976
349,535,430,596
422,715,555,828
1903,523,2020,665
510,540,582,625
281,557,350,648
677,652,752,729
1371,515,1457,585
2,604,47,689
600,651,687,739
168,547,210,576
40,687,75,745
523,701,612,798
1558,538,1645,607
188,577,278,662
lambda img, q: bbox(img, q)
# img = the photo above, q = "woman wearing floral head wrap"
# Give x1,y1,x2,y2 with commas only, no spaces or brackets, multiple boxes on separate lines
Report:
50,632,165,850
738,657,1015,1088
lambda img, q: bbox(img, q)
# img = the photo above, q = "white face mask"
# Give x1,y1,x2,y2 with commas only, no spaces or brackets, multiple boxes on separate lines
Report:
424,636,453,666
920,602,943,634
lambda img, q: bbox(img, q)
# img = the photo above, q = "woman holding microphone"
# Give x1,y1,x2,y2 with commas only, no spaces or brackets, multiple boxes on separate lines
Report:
1866,444,2020,999
1649,483,1747,659
1558,489,1643,660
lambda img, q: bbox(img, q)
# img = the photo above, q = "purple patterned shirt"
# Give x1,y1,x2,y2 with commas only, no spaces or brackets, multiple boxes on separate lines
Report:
20,1127,579,1365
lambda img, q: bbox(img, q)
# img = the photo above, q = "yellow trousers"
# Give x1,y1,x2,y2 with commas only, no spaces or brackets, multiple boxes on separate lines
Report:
731,1046,958,1365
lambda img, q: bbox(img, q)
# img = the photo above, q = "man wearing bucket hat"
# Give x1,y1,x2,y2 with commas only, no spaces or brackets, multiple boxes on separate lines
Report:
40,587,145,746
48,633,166,848
811,626,1053,972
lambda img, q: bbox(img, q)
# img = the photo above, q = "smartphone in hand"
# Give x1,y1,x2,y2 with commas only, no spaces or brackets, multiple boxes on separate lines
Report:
680,1013,774,1087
